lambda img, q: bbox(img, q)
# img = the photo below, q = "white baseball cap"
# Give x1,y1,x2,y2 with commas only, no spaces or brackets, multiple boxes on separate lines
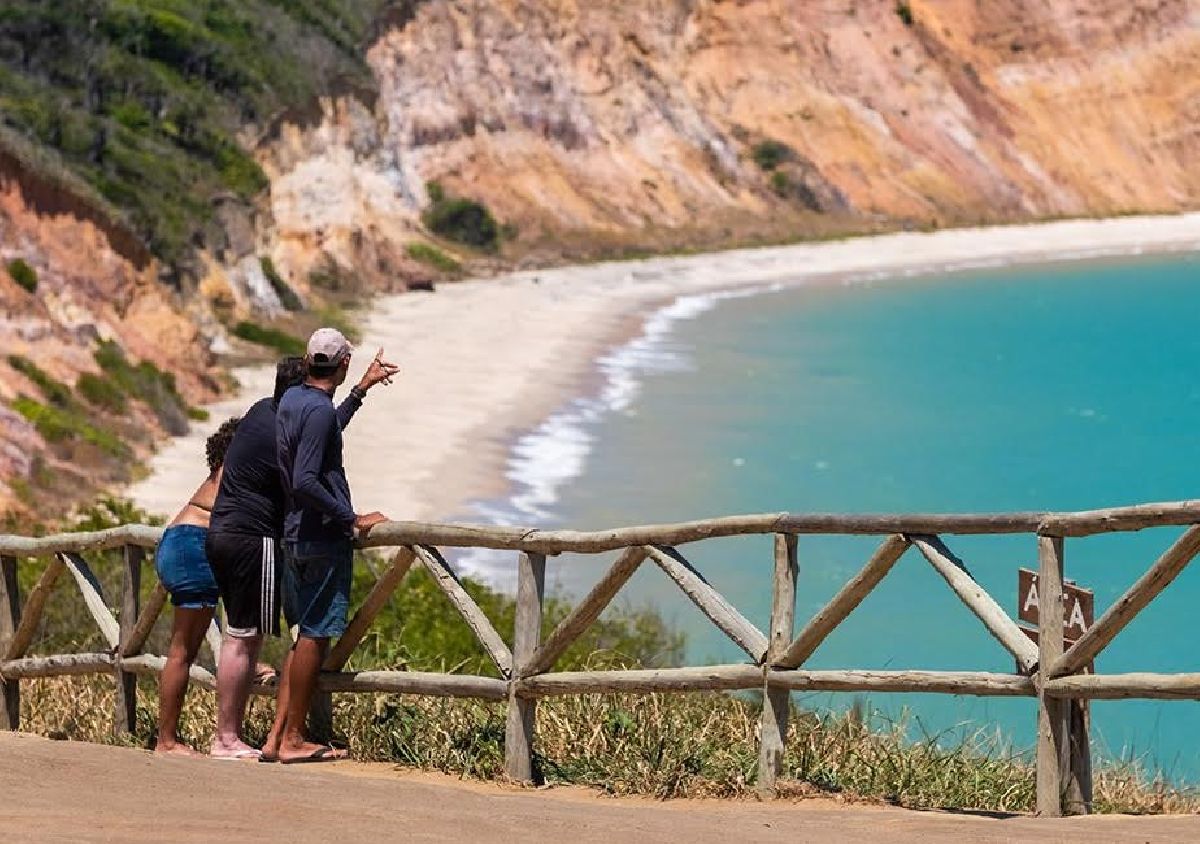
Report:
306,327,353,367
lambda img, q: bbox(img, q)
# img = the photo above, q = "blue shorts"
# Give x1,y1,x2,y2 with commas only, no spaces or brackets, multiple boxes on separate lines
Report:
155,525,219,609
282,539,353,639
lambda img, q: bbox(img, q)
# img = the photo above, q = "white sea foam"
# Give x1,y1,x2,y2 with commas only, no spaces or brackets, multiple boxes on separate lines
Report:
452,285,772,583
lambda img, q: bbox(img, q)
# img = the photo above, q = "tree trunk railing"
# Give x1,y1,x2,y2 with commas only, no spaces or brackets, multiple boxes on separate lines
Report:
4,498,1200,816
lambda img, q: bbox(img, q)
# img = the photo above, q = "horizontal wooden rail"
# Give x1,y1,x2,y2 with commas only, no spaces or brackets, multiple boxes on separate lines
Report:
516,665,764,697
767,669,1036,697
3,499,1200,559
1044,673,1200,700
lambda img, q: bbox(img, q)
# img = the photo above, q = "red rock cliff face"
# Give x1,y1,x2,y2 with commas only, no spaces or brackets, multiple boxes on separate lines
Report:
0,174,218,517
263,0,1199,266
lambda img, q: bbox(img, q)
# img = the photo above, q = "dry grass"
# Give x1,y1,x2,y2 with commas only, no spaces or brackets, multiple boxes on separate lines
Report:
17,675,1200,814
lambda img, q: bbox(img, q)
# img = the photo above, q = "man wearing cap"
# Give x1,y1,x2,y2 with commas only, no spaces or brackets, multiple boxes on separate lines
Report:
270,328,398,763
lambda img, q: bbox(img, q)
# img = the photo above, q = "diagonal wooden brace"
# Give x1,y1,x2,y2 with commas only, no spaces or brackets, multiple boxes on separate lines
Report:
525,547,647,677
644,545,768,663
775,534,909,669
414,545,513,678
911,535,1039,674
60,552,120,650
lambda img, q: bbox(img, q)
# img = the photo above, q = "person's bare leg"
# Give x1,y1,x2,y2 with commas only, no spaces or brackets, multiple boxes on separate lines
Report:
262,648,294,761
155,606,215,757
277,636,345,762
211,634,263,758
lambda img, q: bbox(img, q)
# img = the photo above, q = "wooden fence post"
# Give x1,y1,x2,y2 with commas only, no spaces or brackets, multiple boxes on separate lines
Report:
505,551,545,783
757,534,797,797
0,555,19,730
114,545,141,737
1035,535,1093,815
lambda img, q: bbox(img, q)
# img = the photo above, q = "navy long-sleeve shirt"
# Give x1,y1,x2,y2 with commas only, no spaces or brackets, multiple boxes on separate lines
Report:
212,392,361,538
276,383,361,543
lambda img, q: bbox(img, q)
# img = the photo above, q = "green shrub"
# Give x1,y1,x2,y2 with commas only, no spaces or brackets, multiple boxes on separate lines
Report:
93,340,188,434
7,355,72,408
422,187,501,252
751,140,793,172
405,241,462,274
6,258,38,293
770,170,790,196
260,256,302,311
895,1,915,26
186,406,210,422
425,180,445,204
11,396,126,457
232,321,305,356
76,372,127,413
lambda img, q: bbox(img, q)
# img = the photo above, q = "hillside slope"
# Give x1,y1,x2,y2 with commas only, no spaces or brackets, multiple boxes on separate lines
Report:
1,0,1199,519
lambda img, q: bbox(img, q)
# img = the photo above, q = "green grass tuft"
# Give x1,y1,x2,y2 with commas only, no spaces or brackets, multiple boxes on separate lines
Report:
11,396,126,457
76,372,128,413
405,241,462,274
7,355,72,408
93,340,188,434
6,258,38,293
895,1,915,26
232,321,306,356
752,140,793,172
422,182,502,251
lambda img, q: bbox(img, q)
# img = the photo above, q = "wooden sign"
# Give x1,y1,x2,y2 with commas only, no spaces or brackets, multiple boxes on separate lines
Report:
1017,567,1094,642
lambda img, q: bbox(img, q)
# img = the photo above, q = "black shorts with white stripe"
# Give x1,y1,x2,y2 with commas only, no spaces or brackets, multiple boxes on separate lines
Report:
206,531,282,638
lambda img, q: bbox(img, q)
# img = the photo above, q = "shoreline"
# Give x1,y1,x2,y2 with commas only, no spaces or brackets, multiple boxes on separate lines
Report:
126,213,1200,574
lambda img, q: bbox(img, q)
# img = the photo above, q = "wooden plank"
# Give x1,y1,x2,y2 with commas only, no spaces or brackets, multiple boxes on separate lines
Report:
121,654,216,688
2,499,1200,559
505,551,545,783
525,547,646,677
1038,500,1200,537
6,555,65,661
414,545,512,678
1,652,115,679
0,555,18,729
644,545,769,663
324,547,416,671
114,545,142,736
758,534,797,797
316,670,508,700
775,535,909,669
1052,524,1200,677
516,664,764,697
766,669,1035,696
60,552,120,649
121,582,167,658
911,536,1039,673
1036,535,1070,817
0,524,162,556
1045,673,1200,700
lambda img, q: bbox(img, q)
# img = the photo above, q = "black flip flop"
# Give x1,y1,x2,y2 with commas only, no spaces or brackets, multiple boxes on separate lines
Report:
279,746,346,765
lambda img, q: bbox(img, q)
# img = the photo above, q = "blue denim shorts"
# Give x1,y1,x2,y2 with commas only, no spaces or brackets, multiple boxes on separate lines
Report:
155,525,219,609
282,539,353,639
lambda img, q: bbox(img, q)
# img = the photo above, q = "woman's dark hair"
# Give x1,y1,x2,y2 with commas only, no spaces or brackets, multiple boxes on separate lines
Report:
205,416,241,473
274,356,306,405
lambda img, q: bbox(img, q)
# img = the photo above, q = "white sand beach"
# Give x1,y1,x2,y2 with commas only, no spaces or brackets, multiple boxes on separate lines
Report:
127,214,1200,531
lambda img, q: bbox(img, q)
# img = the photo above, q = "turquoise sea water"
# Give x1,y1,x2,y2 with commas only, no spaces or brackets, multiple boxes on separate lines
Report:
515,253,1200,780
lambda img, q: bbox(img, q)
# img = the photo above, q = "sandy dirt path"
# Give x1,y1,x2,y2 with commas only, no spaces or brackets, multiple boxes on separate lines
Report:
1,733,1197,843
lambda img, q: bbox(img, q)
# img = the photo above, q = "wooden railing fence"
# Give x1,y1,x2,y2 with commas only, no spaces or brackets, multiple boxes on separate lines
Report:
4,499,1200,816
